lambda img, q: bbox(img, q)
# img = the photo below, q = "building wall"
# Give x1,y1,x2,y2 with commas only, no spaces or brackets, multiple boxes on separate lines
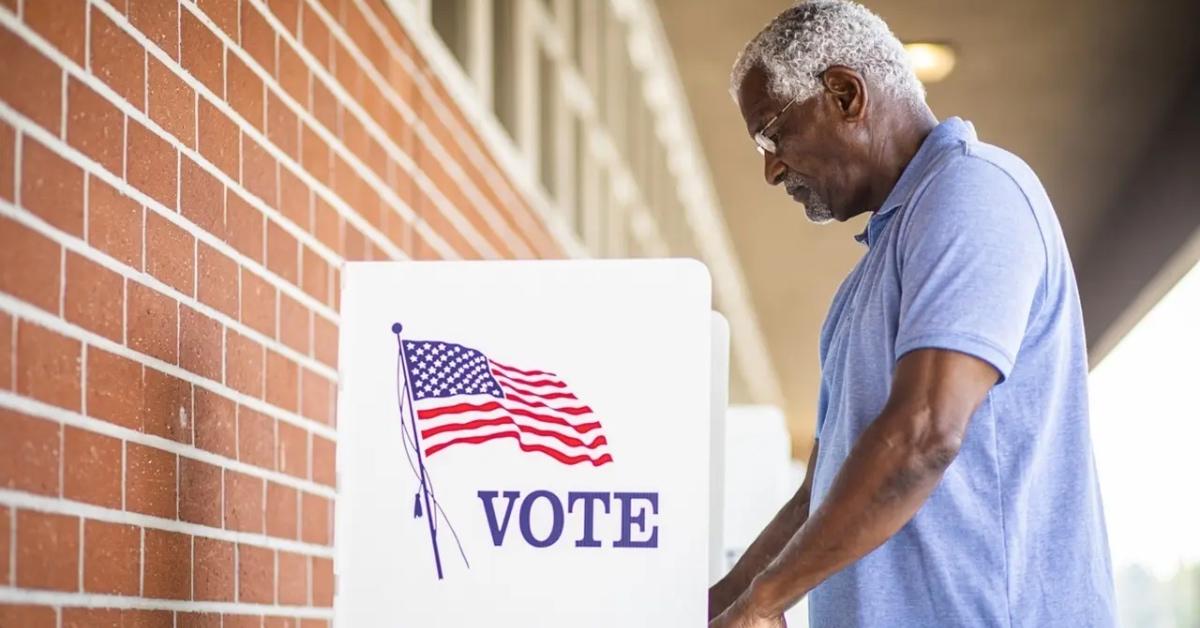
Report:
0,0,563,624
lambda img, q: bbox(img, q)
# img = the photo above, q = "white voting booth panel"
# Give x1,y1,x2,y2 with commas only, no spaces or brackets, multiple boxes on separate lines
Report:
335,260,712,627
709,313,730,584
722,405,809,627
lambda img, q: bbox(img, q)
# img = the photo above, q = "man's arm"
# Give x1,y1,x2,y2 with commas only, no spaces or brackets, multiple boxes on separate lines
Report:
708,440,820,620
714,348,999,624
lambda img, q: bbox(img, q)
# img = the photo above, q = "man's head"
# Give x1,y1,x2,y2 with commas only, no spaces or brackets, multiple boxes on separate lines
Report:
730,1,926,222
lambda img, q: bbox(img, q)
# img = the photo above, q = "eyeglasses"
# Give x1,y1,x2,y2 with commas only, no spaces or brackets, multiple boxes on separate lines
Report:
754,95,801,156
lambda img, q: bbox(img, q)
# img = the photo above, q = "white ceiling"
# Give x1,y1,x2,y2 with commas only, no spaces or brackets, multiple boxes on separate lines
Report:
654,0,1200,457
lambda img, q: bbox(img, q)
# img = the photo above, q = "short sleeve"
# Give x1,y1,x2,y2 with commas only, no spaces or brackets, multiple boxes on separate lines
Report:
895,157,1046,381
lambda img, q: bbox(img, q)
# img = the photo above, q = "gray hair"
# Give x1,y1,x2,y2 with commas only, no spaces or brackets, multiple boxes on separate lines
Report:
730,0,924,106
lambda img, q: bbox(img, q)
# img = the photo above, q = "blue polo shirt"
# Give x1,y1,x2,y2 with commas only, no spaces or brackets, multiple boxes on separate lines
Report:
808,118,1115,627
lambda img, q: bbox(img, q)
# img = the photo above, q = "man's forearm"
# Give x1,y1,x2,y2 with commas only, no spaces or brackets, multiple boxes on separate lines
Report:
744,407,960,617
712,486,811,610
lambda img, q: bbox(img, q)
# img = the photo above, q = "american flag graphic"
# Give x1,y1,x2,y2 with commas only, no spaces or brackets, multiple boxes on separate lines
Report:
400,339,614,467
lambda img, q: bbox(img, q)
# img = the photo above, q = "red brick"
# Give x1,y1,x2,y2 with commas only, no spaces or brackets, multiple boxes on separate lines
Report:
240,269,277,338
180,305,222,380
0,408,60,496
181,155,225,235
267,91,299,159
224,470,263,533
268,0,300,35
300,2,331,67
0,121,12,201
127,281,178,364
129,0,180,58
343,224,366,261
0,605,56,628
0,506,7,585
226,191,265,262
17,509,79,591
144,528,191,599
313,315,336,367
194,536,235,601
300,125,330,184
128,120,179,209
301,246,328,302
67,77,125,175
63,608,121,628
126,442,177,518
265,481,297,539
300,621,328,628
226,329,264,397
179,613,223,628
116,197,177,265
237,405,274,469
276,42,308,106
265,618,300,628
198,0,238,39
82,519,140,595
279,294,310,355
88,177,143,268
0,215,61,313
266,224,300,289
91,7,145,110
22,137,85,236
149,55,196,147
300,492,329,545
63,426,122,508
301,368,332,425
226,615,265,628
194,387,236,457
277,550,307,605
120,609,173,628
311,80,337,133
312,196,341,254
199,99,239,180
86,347,142,430
238,543,275,603
18,320,82,412
243,134,277,205
17,0,66,33
0,312,10,391
197,243,238,319
312,555,333,606
182,10,224,98
179,456,222,526
266,350,299,413
141,366,193,443
0,27,62,133
241,2,276,74
228,54,265,131
312,435,335,487
278,167,309,228
64,251,124,342
277,420,306,479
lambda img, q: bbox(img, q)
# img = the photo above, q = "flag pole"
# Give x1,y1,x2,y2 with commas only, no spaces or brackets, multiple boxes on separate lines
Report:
393,323,444,580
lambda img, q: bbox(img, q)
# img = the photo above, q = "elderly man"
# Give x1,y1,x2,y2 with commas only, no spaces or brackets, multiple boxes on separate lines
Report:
709,1,1115,627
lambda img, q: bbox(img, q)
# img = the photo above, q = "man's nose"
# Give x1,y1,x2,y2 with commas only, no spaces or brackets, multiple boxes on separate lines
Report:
763,151,786,186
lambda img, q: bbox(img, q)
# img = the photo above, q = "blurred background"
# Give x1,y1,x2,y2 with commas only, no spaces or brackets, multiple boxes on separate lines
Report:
427,0,1200,623
0,0,1196,624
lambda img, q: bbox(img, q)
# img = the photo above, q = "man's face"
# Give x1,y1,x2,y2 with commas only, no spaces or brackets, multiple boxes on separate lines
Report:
737,65,869,223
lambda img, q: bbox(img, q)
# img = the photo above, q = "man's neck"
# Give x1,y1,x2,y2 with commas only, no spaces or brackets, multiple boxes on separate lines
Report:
864,103,939,214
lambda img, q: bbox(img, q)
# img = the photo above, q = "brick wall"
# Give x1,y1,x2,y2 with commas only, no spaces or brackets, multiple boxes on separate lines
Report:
0,0,562,624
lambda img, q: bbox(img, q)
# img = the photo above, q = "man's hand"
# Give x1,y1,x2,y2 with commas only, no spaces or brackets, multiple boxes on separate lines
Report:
709,595,787,628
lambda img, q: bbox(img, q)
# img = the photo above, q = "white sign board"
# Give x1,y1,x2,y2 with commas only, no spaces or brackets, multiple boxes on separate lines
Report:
335,260,713,627
709,312,730,584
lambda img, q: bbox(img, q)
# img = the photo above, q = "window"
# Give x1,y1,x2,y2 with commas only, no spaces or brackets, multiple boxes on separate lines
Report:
431,0,469,67
491,0,517,139
573,115,588,238
538,48,558,199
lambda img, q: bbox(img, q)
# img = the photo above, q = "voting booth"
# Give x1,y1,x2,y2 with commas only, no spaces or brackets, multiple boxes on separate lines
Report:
335,260,718,626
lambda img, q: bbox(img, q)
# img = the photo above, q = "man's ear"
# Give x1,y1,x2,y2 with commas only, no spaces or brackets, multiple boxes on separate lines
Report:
821,66,868,121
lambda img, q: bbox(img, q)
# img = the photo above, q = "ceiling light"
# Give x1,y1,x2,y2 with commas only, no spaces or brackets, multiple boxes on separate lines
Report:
904,42,957,84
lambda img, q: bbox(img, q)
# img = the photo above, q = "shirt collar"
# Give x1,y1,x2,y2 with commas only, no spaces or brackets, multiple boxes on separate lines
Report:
855,117,976,245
